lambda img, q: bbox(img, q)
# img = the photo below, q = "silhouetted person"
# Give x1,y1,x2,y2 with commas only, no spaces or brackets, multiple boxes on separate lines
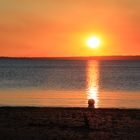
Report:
88,99,95,108
83,112,90,129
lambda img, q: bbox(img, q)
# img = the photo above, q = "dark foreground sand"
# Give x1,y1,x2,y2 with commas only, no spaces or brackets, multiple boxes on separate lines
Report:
0,107,140,140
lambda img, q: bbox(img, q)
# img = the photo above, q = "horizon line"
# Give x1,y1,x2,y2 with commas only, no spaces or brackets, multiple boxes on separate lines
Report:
0,55,140,60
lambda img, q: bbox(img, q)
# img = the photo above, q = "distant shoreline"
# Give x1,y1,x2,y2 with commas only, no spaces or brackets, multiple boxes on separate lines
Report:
0,56,140,60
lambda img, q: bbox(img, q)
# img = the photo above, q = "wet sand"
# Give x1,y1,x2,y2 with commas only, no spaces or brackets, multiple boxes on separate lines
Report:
0,107,140,140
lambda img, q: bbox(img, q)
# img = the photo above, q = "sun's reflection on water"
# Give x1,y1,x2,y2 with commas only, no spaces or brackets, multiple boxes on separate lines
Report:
86,61,99,108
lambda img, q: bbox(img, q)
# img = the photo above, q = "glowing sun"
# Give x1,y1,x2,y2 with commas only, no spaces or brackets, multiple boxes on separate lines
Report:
87,36,101,48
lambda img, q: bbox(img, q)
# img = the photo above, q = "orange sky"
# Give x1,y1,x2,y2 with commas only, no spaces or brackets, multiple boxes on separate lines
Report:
0,0,140,57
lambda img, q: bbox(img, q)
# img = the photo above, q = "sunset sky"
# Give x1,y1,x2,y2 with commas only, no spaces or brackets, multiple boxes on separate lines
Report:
0,0,140,57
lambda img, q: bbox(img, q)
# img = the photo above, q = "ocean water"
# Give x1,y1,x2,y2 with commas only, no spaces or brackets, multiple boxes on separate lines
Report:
0,59,140,108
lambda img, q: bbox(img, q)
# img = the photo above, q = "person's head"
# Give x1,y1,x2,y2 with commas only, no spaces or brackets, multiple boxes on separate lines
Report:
88,99,95,108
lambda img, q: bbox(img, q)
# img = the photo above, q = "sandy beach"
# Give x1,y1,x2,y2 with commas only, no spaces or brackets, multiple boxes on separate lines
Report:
0,107,139,140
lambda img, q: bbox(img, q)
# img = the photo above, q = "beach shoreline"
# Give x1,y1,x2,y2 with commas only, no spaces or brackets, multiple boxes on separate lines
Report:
0,107,140,140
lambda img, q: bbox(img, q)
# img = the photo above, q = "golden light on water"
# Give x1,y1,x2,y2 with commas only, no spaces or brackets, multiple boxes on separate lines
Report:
86,61,99,108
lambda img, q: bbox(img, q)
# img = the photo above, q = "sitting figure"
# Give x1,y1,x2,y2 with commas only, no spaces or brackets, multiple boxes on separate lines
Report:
88,99,95,108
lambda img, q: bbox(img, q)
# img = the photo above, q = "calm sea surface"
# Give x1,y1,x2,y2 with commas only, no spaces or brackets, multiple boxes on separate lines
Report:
0,59,140,108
